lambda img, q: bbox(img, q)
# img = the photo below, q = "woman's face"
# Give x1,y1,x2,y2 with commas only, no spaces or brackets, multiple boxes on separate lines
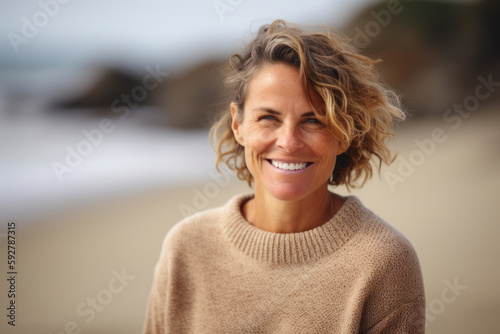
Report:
231,63,345,202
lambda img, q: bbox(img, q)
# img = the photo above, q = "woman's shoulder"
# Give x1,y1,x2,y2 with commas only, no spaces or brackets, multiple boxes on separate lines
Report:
344,196,421,270
343,197,425,328
160,193,251,252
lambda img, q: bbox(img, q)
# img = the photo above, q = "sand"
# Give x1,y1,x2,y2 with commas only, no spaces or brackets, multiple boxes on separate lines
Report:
1,110,499,334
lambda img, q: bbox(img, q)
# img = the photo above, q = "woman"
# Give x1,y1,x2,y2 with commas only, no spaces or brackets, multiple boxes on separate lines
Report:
144,20,425,333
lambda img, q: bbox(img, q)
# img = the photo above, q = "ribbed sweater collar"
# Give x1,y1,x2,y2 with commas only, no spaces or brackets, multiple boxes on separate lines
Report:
222,193,367,265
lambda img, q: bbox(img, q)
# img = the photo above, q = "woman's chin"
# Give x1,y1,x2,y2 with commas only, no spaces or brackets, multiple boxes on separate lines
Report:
264,183,310,202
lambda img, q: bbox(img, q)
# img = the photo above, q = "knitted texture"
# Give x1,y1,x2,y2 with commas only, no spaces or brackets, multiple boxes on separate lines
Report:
143,194,425,333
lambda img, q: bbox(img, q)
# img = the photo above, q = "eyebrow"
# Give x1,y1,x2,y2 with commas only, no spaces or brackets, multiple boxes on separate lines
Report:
251,107,316,117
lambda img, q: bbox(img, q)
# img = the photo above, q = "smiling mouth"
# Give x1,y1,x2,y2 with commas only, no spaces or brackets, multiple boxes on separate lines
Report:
267,159,313,171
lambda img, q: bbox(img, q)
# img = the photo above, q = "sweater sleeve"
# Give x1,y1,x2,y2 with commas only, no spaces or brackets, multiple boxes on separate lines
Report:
361,224,426,333
142,230,174,334
364,295,426,333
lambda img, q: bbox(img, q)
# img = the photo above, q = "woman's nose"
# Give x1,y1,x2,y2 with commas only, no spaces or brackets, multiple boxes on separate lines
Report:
276,124,304,152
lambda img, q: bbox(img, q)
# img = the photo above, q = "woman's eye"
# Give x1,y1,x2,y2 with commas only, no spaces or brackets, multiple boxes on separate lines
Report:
259,115,278,121
304,118,321,124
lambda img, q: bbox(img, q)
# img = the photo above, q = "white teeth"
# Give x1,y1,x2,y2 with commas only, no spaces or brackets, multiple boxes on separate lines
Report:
270,160,308,171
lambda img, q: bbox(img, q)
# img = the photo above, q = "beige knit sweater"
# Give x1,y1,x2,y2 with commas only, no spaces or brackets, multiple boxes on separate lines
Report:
143,193,425,333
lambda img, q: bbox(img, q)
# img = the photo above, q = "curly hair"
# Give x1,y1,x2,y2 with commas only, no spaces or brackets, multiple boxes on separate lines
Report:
210,19,405,188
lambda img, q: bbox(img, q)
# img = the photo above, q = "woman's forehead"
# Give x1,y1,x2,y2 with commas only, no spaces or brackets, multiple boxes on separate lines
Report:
245,63,325,111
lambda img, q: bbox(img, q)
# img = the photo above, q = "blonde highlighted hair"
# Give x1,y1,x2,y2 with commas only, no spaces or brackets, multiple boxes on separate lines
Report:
210,20,405,188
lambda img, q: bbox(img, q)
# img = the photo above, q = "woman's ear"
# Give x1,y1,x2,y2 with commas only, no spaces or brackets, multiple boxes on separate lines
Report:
337,140,348,156
231,102,244,146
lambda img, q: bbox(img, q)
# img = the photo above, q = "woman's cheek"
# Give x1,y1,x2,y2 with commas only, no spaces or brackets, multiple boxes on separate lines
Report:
245,124,274,146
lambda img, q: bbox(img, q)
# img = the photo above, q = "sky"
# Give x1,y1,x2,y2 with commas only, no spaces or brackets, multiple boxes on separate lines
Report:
0,0,379,70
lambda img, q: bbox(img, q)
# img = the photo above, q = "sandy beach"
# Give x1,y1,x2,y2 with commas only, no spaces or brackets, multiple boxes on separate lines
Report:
1,109,499,334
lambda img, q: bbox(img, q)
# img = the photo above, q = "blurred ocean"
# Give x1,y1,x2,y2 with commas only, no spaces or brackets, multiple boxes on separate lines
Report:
0,93,217,224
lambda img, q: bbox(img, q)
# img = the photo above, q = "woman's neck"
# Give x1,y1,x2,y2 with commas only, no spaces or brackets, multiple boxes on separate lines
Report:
242,187,345,233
